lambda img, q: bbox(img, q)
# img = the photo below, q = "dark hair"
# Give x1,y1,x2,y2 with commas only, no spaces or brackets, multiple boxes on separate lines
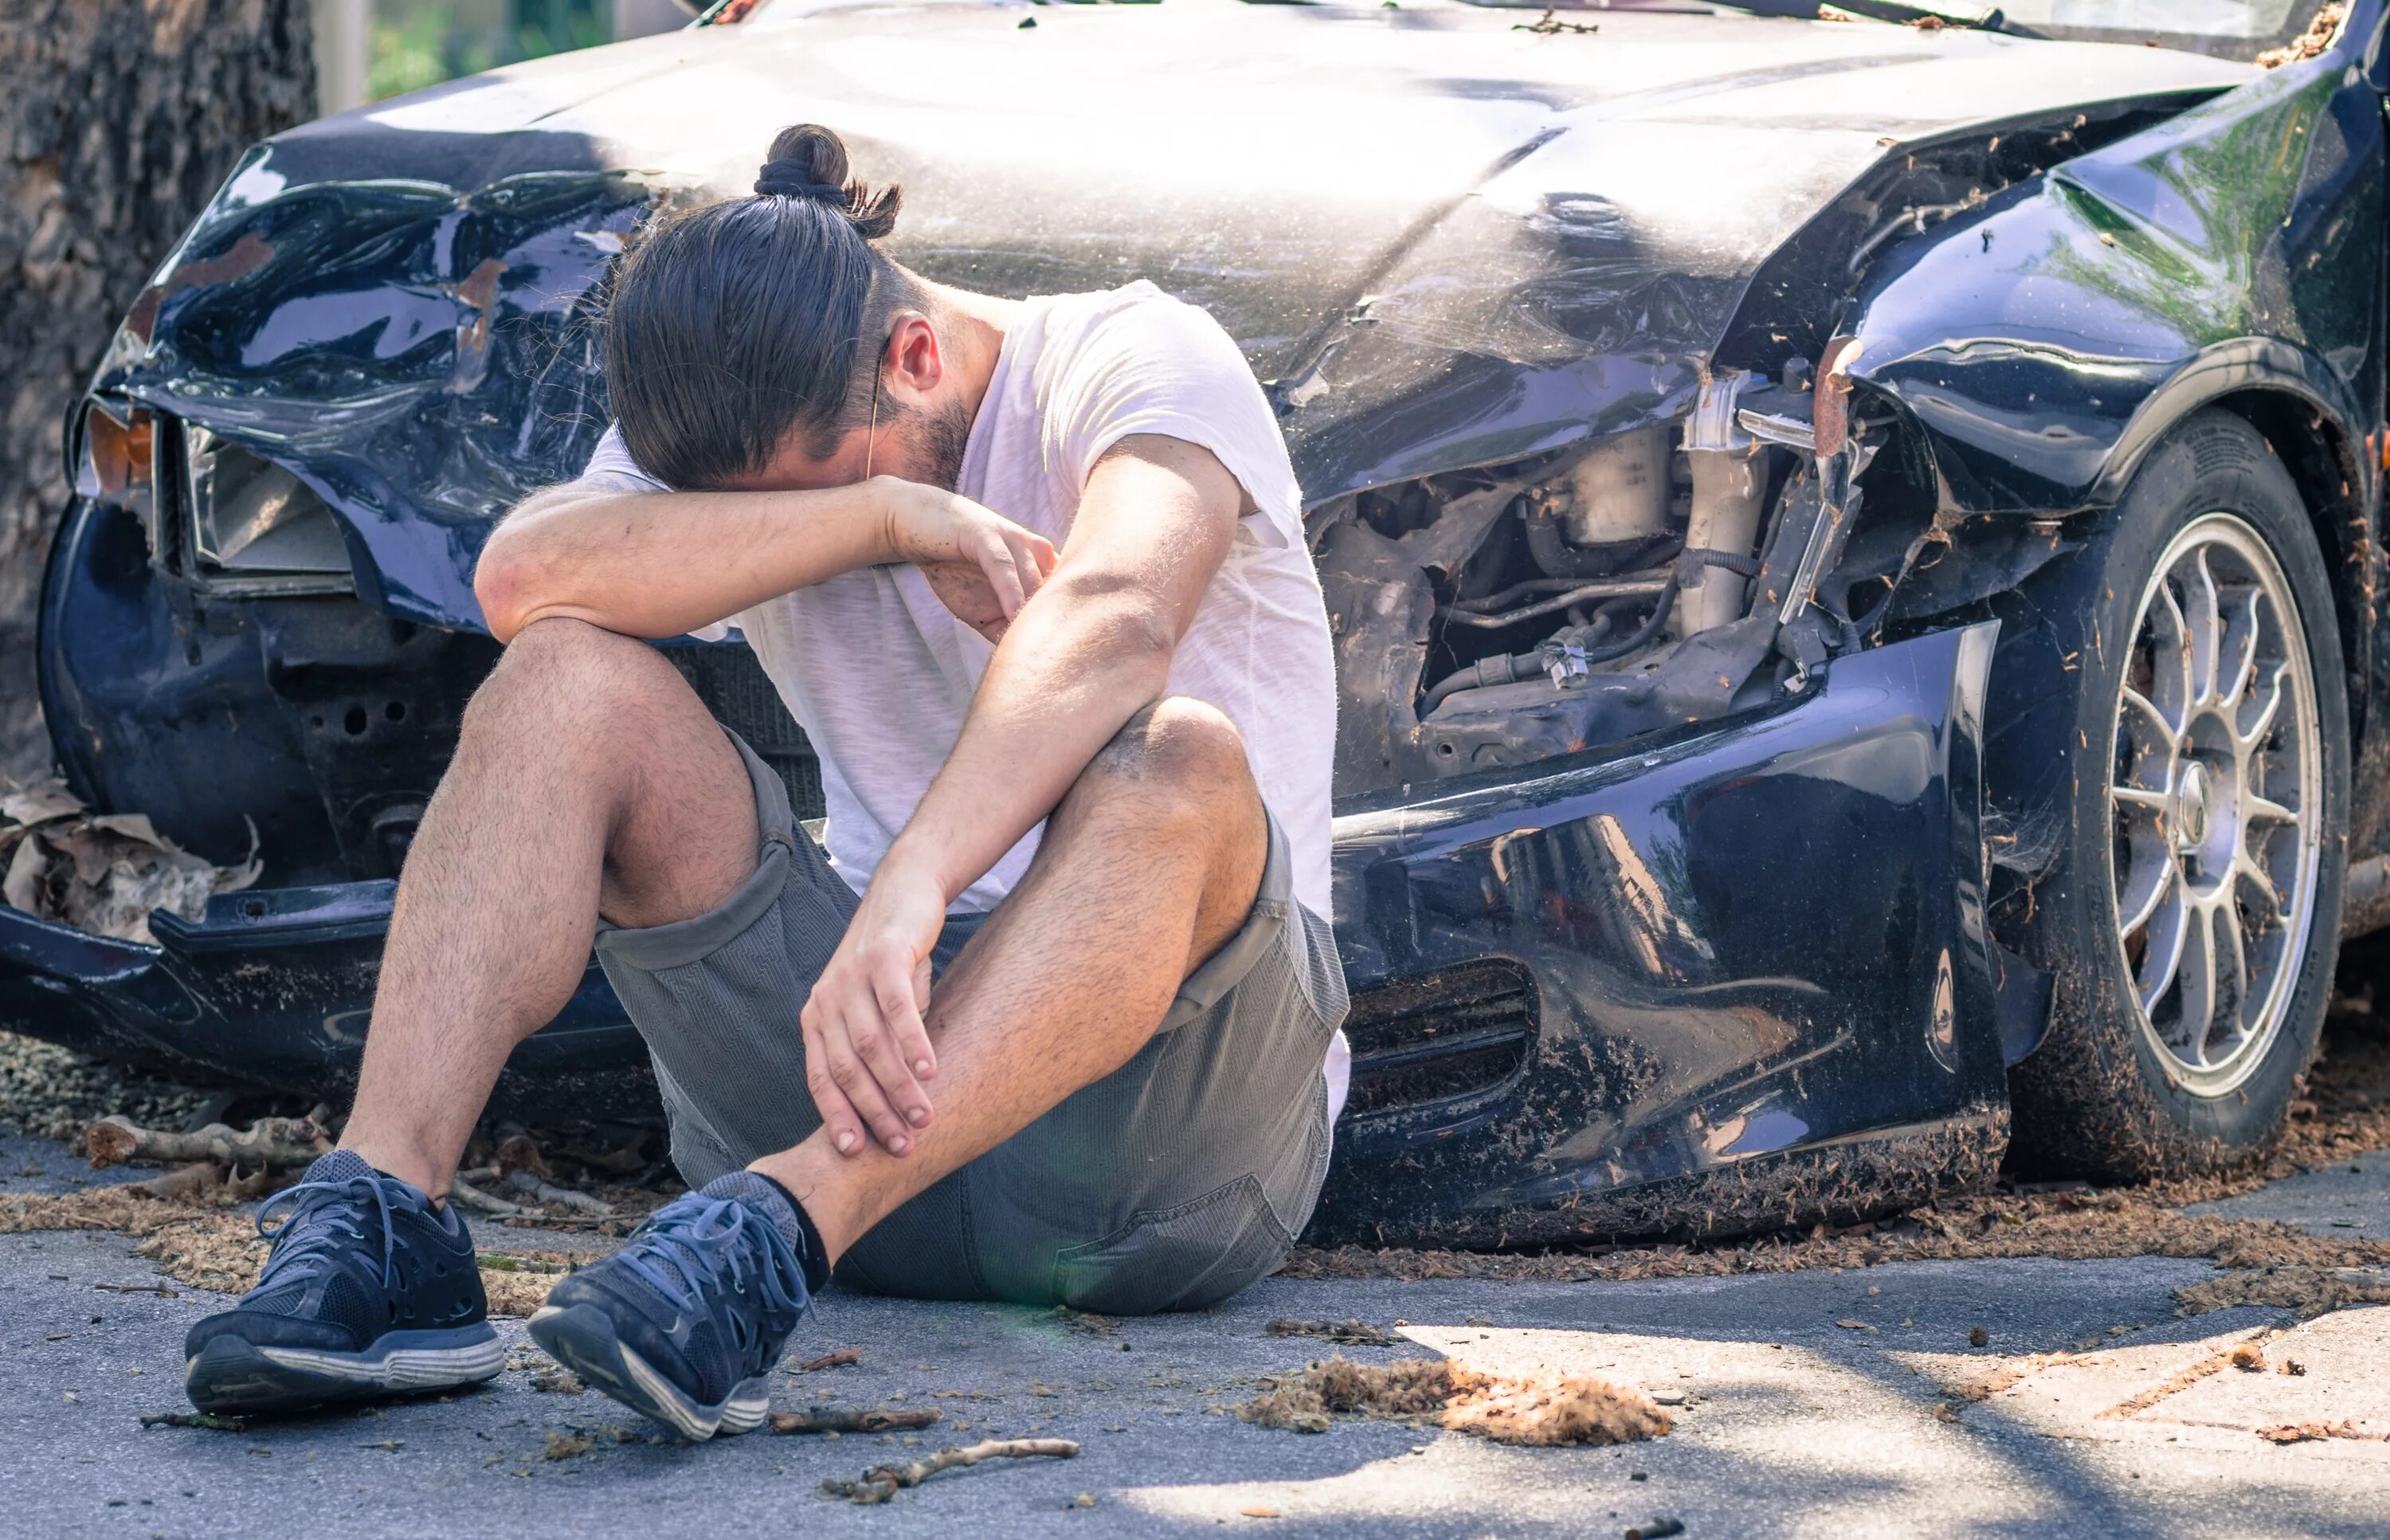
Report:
601,124,911,489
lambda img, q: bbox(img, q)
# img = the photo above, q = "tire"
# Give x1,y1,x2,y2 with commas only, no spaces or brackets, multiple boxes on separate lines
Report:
1984,409,2349,1181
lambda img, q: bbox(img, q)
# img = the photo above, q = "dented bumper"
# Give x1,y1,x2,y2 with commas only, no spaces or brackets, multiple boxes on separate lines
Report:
2,624,2013,1238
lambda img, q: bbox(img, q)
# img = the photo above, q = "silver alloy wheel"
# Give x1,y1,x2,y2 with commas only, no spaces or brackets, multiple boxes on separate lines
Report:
2108,512,2322,1098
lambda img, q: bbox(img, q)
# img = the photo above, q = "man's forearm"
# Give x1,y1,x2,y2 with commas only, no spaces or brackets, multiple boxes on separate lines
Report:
474,480,899,643
881,570,1177,903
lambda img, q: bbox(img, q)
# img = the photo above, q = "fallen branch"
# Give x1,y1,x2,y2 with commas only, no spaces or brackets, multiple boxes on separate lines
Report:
797,1346,860,1372
502,1167,614,1217
447,1177,523,1217
84,1115,327,1171
771,1405,940,1435
94,1281,178,1296
124,1162,225,1203
821,1438,1078,1503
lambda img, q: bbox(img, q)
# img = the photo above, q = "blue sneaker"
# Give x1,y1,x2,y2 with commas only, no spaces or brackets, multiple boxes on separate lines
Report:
527,1188,809,1440
182,1150,500,1416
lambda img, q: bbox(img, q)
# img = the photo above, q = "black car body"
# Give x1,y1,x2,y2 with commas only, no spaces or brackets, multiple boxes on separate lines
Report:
10,0,2384,1244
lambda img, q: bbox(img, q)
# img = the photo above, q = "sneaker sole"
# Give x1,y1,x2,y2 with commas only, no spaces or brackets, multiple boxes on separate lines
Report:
185,1324,503,1416
527,1303,768,1441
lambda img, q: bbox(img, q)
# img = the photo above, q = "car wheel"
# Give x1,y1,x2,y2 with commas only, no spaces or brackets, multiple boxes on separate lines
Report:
1987,408,2348,1180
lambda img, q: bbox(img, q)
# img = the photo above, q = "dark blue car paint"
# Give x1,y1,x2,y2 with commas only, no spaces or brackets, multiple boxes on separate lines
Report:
10,3,2388,1241
3,624,2006,1243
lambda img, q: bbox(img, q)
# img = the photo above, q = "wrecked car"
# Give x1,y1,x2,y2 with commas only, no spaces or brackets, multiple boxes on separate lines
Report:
10,0,2386,1246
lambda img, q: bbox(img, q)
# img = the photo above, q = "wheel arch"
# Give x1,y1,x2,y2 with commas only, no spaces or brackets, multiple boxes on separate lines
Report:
2085,343,2375,745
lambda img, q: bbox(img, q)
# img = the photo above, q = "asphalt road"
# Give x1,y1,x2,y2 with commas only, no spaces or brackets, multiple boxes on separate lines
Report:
2,1135,2386,1540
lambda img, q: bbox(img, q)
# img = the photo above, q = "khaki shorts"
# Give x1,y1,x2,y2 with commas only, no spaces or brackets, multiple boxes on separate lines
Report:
594,732,1348,1315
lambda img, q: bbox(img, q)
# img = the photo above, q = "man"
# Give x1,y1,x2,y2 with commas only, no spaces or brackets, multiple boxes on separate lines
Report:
179,123,1349,1440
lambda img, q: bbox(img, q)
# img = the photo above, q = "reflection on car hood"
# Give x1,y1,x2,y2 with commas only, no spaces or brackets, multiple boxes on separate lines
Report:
99,5,2247,626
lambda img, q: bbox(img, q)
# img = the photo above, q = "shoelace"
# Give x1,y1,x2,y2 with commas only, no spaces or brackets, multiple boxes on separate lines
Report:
255,1174,400,1292
619,1195,805,1325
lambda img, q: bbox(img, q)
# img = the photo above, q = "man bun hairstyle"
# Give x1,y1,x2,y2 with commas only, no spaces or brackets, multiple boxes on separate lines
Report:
601,123,914,490
750,123,900,237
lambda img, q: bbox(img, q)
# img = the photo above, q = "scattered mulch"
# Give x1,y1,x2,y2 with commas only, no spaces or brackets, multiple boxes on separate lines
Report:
0,1184,581,1313
1281,1021,2390,1314
2173,1267,2390,1319
0,1030,214,1142
1239,1354,1671,1447
1267,1318,1393,1346
2259,1420,2386,1444
541,1428,592,1460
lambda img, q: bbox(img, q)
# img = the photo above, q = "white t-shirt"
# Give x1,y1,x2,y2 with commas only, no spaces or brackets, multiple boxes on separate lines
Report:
576,282,1346,1103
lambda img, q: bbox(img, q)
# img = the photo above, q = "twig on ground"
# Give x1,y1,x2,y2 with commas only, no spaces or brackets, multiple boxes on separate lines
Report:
139,1411,245,1431
84,1115,327,1171
123,1162,223,1203
504,1168,614,1217
770,1405,941,1434
821,1438,1078,1503
93,1281,177,1296
1268,1318,1393,1346
447,1177,523,1217
797,1346,860,1372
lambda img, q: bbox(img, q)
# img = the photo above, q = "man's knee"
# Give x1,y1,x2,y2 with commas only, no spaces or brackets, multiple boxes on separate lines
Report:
1082,696,1252,801
462,617,692,750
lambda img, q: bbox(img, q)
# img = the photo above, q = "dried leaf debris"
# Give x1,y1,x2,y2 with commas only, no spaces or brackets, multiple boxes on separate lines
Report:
2257,2,2346,69
0,778,259,944
1240,1355,1671,1448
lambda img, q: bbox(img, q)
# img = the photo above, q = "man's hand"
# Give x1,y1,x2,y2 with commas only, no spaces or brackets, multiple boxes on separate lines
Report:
801,438,1244,1156
801,855,949,1156
880,479,1058,642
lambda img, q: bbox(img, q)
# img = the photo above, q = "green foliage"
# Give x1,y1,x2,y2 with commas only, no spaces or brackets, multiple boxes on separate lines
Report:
368,1,609,104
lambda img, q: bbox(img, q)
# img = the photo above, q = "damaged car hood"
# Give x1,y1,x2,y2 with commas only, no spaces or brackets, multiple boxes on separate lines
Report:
96,2,2248,626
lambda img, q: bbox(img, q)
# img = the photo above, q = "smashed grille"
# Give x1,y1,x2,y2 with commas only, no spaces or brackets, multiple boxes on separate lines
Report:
1342,960,1538,1122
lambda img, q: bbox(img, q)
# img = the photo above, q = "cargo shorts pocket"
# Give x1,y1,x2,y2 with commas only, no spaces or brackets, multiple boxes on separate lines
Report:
1049,1174,1294,1316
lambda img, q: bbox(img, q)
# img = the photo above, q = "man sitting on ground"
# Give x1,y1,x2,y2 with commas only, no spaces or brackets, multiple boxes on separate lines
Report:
179,123,1349,1438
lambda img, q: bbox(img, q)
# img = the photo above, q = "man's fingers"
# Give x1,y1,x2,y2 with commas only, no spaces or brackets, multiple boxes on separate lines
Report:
1009,531,1052,599
872,965,938,1102
821,1024,915,1155
978,533,1028,619
800,1013,868,1157
849,989,931,1134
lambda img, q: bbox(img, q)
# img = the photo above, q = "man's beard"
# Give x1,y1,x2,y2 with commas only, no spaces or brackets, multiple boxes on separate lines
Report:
895,397,973,492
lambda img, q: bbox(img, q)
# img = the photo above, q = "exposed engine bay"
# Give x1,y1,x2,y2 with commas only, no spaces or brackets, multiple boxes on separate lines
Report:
1306,97,2196,802
1313,370,1843,800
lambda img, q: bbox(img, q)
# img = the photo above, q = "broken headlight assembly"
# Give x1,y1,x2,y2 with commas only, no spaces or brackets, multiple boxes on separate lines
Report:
74,399,356,598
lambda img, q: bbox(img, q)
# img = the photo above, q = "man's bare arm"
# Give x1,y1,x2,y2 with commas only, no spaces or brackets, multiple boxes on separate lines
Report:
794,433,1247,1156
473,476,1055,645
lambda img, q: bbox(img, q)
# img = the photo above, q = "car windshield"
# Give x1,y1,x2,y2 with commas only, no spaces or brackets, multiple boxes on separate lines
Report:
710,0,2335,63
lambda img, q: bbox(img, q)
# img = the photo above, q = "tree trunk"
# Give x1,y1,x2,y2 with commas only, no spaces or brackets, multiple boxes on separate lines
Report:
0,1,315,782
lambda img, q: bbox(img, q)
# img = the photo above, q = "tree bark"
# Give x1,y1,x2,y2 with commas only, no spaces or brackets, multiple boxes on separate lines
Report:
0,1,315,781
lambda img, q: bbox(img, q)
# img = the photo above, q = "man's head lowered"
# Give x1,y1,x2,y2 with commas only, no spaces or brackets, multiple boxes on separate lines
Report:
601,123,973,494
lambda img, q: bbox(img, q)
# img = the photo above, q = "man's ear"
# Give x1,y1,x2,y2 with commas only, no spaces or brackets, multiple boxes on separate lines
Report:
884,312,944,402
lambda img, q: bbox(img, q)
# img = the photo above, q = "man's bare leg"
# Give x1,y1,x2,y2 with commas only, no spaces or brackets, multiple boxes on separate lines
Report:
750,695,1267,1261
340,617,761,1196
